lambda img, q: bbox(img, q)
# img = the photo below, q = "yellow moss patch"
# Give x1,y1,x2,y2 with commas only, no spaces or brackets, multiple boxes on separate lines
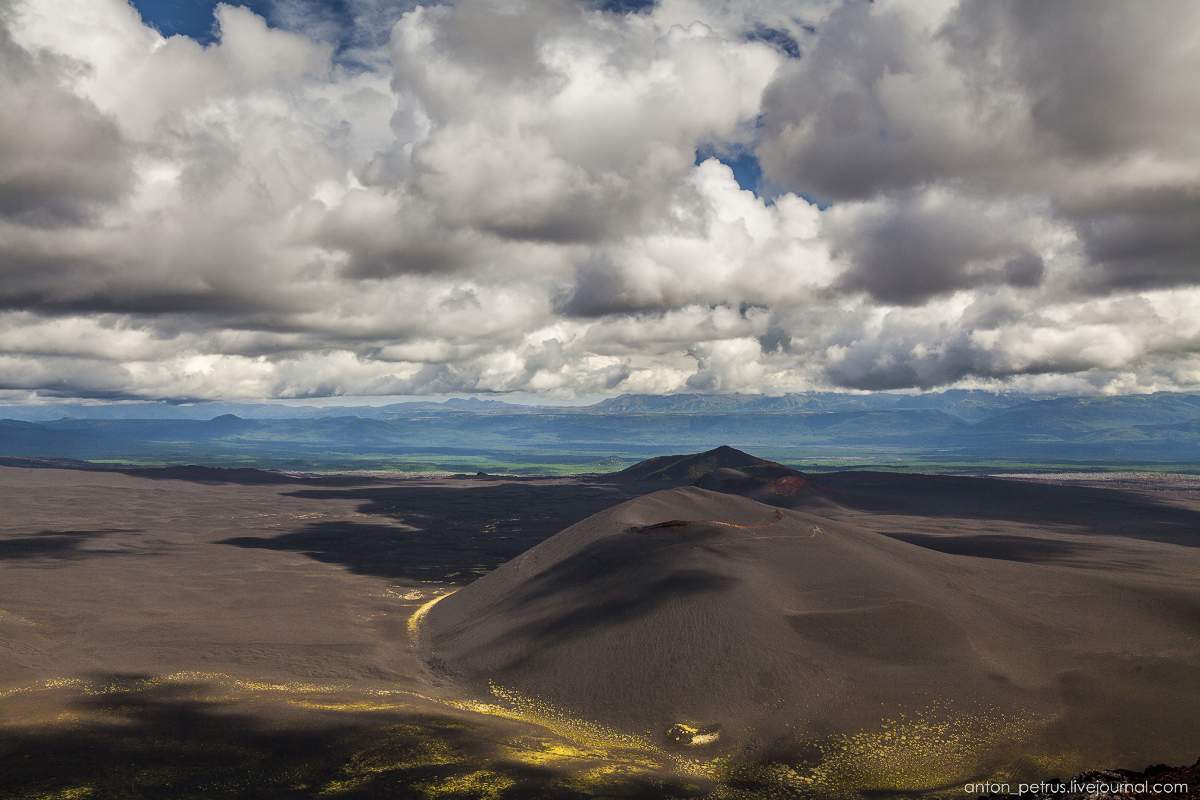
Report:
500,737,597,766
775,705,1045,796
319,724,464,795
416,770,515,799
32,788,94,800
287,699,408,712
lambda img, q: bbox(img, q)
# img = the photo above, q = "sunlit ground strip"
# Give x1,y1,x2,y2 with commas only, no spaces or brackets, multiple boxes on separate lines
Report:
0,672,350,703
434,683,681,773
406,588,458,644
383,683,1060,797
706,510,784,530
2,675,708,797
1,671,1060,798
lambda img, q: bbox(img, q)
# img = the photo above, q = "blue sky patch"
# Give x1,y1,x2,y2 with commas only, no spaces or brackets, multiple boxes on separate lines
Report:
798,192,831,211
696,148,763,195
130,0,273,43
591,0,657,12
746,25,800,58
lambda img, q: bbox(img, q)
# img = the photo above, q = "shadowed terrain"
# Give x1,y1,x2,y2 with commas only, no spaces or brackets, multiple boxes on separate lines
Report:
0,674,708,800
2,456,1199,798
0,528,144,562
427,477,1200,792
880,531,1088,562
810,471,1200,547
221,479,638,582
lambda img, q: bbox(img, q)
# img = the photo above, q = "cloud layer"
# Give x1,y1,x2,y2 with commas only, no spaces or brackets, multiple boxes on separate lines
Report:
1,0,1198,400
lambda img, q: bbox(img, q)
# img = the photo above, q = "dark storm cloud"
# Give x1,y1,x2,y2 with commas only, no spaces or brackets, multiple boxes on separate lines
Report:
946,0,1200,161
822,316,1113,392
0,219,307,318
0,21,132,227
756,1,955,202
1061,187,1200,293
826,195,1045,305
945,1,1200,293
302,191,479,278
758,0,1200,300
560,254,665,318
760,0,1200,198
1002,254,1044,289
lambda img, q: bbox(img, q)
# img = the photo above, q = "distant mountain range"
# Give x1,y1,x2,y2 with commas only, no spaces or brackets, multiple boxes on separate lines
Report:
0,389,1175,422
0,388,1098,421
586,390,1035,421
2,391,1199,468
0,395,542,421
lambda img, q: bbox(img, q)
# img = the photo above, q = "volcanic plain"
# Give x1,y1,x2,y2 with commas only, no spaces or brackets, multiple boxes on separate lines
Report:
1,451,1197,799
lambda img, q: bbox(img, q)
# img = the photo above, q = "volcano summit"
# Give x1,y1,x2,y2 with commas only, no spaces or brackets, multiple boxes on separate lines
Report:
424,451,1200,791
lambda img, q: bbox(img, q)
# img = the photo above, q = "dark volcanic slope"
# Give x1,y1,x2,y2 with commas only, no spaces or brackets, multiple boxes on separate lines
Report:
426,486,1200,776
613,445,792,483
613,445,828,509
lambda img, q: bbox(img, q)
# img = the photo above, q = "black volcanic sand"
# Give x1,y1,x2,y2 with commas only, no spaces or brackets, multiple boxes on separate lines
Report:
0,466,707,800
2,462,1199,798
617,445,832,512
427,483,1200,794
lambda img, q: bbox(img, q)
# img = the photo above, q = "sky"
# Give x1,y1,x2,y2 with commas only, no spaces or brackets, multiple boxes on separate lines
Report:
1,0,1199,403
131,1,278,44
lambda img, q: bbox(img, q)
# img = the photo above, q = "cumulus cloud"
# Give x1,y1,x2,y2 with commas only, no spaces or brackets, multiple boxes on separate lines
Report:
824,190,1053,305
0,0,1198,401
758,0,1200,295
392,1,783,242
0,19,132,226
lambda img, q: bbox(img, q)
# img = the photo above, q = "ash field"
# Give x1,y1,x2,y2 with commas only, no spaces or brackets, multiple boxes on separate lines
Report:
1,450,1198,799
